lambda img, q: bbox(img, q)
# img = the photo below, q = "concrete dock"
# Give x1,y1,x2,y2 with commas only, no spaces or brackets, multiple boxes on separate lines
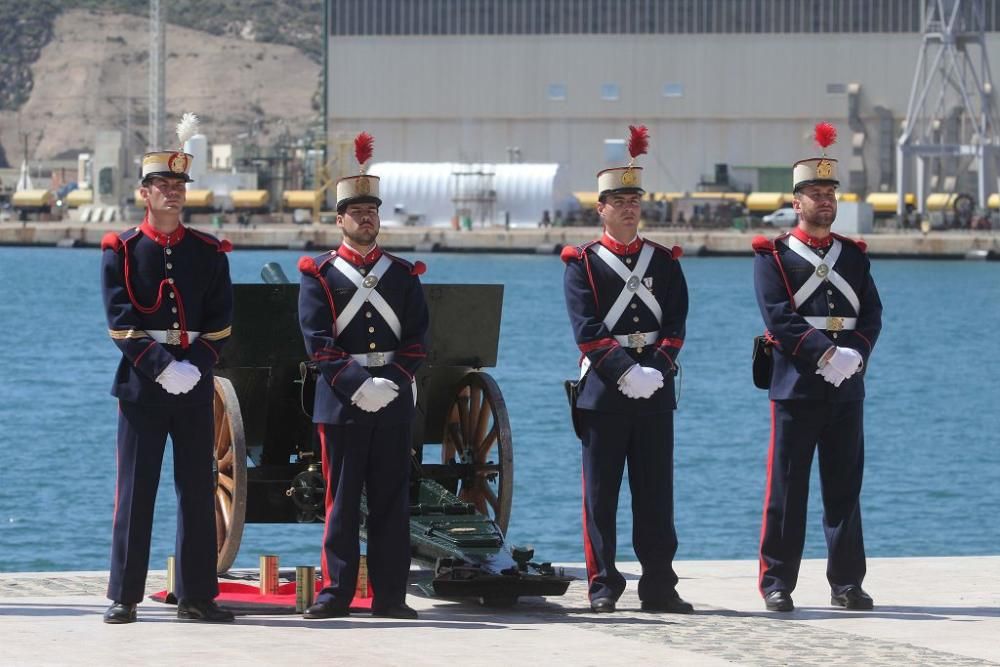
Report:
2,556,997,665
2,222,1000,259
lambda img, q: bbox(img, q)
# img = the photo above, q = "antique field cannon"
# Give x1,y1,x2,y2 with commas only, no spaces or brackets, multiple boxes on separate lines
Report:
209,262,571,605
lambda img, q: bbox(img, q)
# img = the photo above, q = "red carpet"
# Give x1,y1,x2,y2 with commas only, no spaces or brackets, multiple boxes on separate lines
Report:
151,580,373,614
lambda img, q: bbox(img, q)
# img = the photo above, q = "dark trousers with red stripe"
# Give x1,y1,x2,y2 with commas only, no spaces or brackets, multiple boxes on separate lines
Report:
759,399,867,597
316,421,412,609
107,400,219,604
579,409,679,603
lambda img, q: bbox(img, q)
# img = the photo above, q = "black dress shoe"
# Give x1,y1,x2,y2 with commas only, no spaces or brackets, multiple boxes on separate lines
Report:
590,597,616,613
176,598,235,622
764,590,794,612
371,603,418,619
641,590,694,614
304,600,351,619
831,586,874,610
103,602,137,624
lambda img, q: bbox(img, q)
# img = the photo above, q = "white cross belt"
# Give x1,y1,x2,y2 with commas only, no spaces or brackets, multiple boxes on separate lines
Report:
332,255,402,340
786,236,861,315
594,244,663,330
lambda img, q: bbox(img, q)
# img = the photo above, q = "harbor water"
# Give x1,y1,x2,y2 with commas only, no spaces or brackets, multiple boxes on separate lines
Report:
0,246,998,573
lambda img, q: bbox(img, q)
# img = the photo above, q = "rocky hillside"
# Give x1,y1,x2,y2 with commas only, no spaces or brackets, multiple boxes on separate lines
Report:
0,2,323,167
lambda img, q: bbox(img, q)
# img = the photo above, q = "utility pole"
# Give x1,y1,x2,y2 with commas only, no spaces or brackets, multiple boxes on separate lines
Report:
148,0,165,151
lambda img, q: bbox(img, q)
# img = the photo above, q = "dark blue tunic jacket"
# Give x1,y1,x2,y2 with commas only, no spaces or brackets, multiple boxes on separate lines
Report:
100,220,233,406
562,233,688,415
298,244,429,425
752,229,882,401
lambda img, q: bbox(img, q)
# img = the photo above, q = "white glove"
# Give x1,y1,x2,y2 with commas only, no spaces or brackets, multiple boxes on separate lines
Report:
156,360,201,395
618,365,664,400
351,377,400,412
827,347,863,380
815,363,847,388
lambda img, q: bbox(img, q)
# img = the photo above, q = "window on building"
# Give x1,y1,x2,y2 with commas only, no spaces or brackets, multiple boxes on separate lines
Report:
547,83,567,101
99,167,114,195
601,83,620,101
663,82,684,97
604,139,627,165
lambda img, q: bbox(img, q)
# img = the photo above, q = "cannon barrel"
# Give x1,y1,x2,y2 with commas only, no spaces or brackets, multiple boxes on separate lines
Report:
261,261,290,285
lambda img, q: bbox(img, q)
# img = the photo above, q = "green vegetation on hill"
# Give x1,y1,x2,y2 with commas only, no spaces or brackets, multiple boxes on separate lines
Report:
0,0,323,112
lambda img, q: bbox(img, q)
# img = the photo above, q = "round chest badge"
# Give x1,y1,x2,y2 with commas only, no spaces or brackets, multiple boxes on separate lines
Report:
362,274,378,289
816,263,830,278
626,275,640,292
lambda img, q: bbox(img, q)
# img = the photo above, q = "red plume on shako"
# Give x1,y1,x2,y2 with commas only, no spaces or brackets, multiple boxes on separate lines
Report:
814,122,837,152
354,132,374,170
628,125,649,162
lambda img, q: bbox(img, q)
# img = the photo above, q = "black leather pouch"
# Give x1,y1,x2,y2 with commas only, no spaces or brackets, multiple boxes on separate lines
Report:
752,336,773,390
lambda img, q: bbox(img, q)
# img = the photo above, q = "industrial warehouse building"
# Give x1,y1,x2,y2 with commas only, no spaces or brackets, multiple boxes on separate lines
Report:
324,0,1000,218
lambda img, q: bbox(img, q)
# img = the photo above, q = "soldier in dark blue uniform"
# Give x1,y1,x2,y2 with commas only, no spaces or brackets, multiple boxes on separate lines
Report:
298,133,429,620
562,126,693,614
100,113,234,624
752,123,883,612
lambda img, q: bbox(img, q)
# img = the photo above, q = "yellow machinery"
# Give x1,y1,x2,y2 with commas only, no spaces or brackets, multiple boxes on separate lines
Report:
12,190,54,210
924,193,958,211
282,190,323,210
231,190,269,210
746,192,791,212
65,189,93,208
865,193,916,214
184,190,214,209
690,191,747,204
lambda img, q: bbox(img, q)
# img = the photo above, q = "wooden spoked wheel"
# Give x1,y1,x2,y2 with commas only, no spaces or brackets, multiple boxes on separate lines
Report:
441,372,513,535
213,376,247,573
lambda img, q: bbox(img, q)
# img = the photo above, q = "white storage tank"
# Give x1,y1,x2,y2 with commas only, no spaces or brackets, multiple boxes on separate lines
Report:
368,162,563,227
183,134,209,186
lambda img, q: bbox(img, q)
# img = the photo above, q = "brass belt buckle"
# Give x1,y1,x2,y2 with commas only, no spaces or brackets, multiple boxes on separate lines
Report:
166,329,181,345
366,352,385,367
826,316,844,332
627,333,646,348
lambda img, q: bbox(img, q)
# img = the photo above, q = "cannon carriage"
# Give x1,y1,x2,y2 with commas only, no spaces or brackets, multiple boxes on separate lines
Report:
210,263,570,604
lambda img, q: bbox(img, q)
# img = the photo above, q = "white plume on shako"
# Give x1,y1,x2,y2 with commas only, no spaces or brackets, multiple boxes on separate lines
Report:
175,112,201,148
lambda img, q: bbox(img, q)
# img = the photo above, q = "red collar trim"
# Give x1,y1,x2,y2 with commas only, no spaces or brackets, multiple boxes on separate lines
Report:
790,227,832,249
336,243,382,267
140,218,186,247
599,232,642,255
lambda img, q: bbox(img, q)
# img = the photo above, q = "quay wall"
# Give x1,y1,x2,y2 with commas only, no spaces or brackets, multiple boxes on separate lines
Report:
2,223,1000,259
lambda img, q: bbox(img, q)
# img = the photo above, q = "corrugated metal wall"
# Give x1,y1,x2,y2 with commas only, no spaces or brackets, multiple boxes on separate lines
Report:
325,3,1000,195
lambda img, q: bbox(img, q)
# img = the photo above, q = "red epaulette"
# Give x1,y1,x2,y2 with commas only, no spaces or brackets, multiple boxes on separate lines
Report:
383,251,426,276
187,228,232,252
102,227,142,252
298,255,320,276
560,240,598,264
645,239,684,259
101,232,121,252
751,235,774,253
832,233,868,253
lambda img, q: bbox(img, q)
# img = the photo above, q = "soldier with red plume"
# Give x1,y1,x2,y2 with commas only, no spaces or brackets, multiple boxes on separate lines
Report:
297,133,429,620
752,122,883,613
560,126,693,615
